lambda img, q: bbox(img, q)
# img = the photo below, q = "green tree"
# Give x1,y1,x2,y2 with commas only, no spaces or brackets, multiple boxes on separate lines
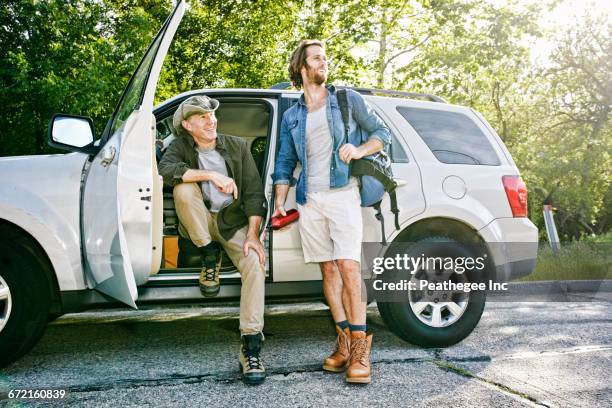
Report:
0,0,608,240
526,12,611,239
157,0,300,101
0,0,170,156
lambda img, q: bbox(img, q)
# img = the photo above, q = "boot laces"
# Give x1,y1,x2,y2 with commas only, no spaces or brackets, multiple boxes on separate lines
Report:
204,267,217,281
331,336,340,353
332,332,348,355
203,253,222,281
351,339,368,365
244,350,263,370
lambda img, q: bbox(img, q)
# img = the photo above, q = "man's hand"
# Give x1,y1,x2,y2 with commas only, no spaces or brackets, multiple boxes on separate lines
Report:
243,234,266,266
210,172,238,199
272,204,287,218
339,143,363,163
272,183,289,219
271,204,292,231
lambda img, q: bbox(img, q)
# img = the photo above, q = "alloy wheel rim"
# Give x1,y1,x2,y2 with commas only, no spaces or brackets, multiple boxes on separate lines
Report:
408,267,470,328
0,275,12,333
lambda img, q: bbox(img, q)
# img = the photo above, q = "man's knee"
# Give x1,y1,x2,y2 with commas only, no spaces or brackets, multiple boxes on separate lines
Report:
239,252,265,280
321,261,343,283
336,259,359,275
319,260,335,274
173,182,200,204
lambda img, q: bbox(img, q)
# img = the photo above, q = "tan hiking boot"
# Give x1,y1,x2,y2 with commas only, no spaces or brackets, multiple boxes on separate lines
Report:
239,332,266,385
346,331,373,384
323,326,351,372
199,251,222,297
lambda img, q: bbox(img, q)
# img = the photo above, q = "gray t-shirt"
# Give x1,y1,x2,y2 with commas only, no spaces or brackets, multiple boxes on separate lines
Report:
196,147,234,213
305,105,332,192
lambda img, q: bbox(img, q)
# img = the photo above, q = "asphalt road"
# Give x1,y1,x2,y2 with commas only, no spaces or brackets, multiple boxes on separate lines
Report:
1,293,610,407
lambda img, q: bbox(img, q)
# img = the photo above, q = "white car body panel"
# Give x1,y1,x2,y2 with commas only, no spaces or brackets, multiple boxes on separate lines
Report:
478,217,539,281
368,98,427,235
0,153,88,291
479,217,539,263
371,97,515,218
82,120,139,307
114,111,163,285
120,1,185,285
367,96,537,270
270,164,320,281
81,1,185,307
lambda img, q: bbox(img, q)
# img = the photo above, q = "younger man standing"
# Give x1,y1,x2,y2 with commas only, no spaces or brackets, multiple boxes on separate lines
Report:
272,40,391,383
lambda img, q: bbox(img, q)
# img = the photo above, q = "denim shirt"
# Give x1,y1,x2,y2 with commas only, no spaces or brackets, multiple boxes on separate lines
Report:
272,85,391,205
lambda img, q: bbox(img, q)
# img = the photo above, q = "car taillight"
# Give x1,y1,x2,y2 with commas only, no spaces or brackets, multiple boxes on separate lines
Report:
502,175,528,217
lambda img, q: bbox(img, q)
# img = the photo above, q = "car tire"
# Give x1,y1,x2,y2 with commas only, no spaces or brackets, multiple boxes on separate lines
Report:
376,236,487,348
0,229,51,368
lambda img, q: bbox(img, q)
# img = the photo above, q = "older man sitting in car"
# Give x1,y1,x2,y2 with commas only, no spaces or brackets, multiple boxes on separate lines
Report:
158,95,268,385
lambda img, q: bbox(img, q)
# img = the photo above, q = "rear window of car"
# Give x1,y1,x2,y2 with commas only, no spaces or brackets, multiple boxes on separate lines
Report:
396,107,500,165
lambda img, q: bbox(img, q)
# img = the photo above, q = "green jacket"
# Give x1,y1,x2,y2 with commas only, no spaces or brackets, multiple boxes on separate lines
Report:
158,133,267,241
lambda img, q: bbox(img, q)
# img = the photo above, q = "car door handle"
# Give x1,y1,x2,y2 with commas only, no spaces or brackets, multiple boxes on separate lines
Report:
100,146,116,167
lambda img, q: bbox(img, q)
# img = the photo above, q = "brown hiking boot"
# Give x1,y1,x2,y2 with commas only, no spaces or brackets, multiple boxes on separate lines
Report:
323,326,351,372
199,244,223,297
239,332,266,385
346,331,373,384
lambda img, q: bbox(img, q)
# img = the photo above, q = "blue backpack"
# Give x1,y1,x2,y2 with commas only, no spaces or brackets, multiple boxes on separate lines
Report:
337,89,400,244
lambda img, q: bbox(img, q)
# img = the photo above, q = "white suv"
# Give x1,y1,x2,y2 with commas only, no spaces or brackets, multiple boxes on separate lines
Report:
0,1,537,368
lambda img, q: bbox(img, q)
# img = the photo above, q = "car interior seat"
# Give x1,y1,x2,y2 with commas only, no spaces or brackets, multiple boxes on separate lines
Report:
250,136,267,176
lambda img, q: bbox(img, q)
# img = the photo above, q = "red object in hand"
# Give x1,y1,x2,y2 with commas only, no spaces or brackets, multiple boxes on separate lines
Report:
271,209,299,230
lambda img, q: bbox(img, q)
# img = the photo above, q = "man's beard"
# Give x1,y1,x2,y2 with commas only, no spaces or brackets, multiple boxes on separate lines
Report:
307,68,327,85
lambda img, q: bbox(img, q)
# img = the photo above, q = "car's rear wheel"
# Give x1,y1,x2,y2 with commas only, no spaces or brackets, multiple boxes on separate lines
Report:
0,229,51,368
0,275,13,334
377,237,487,347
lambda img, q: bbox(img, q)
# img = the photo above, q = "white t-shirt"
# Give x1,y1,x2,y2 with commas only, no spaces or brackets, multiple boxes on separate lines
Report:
305,105,332,192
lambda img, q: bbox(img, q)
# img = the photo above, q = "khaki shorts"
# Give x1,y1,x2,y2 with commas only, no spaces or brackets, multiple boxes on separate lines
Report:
297,180,363,263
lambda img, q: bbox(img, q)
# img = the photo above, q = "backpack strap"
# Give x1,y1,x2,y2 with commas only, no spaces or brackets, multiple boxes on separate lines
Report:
337,89,350,145
337,88,354,180
373,202,387,246
350,159,397,191
389,190,400,230
338,88,400,239
351,159,401,231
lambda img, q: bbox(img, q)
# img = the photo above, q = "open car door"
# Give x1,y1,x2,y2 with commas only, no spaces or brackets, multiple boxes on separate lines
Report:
81,1,186,307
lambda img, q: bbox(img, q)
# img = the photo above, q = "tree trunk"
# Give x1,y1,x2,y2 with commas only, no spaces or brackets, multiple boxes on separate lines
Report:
578,104,610,224
491,81,509,141
377,11,387,89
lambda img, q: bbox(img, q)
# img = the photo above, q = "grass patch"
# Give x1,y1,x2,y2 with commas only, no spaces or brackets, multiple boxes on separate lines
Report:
520,235,611,281
581,231,612,244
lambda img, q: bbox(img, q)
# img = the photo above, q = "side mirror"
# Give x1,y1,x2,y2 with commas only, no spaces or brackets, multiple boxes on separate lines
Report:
48,114,96,153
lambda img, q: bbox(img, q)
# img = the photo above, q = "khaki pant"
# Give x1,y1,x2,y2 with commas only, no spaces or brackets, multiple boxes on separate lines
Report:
173,183,265,334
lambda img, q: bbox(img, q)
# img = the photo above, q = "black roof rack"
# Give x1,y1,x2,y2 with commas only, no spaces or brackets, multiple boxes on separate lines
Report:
269,82,292,90
268,82,446,103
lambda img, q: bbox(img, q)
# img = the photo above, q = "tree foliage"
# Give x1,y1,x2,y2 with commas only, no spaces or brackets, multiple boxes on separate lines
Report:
523,13,611,239
0,0,609,239
0,0,170,153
